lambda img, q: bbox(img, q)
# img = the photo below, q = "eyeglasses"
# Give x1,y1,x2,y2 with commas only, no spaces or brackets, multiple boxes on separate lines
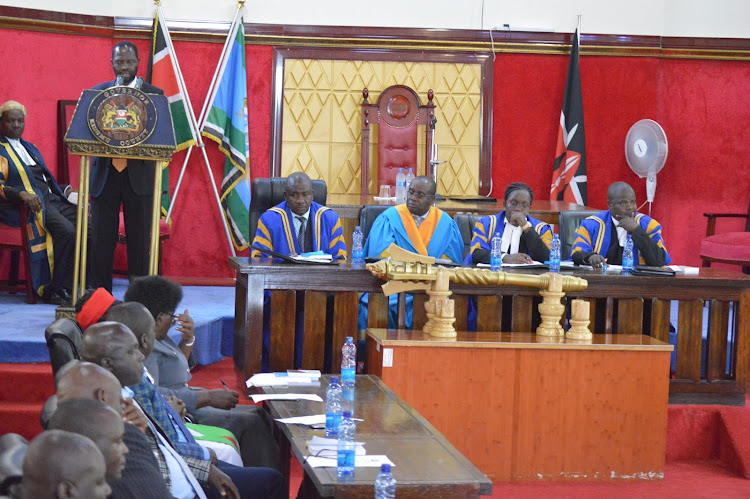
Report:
162,313,178,325
506,200,530,210
407,189,434,200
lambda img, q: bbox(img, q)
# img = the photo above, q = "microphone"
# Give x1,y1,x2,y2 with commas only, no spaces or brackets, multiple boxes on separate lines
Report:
134,77,143,89
114,75,124,87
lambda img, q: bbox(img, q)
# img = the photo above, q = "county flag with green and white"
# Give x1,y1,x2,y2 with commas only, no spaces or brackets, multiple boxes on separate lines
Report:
147,10,197,217
201,18,251,251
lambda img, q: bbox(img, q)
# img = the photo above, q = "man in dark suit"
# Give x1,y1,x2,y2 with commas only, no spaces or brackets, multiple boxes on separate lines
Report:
90,41,164,292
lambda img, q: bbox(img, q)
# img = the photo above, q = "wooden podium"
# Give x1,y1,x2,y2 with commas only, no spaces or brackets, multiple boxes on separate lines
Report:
64,85,176,303
367,328,673,481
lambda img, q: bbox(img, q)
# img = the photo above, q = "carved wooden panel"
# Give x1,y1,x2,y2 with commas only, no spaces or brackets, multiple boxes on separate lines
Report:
281,59,482,195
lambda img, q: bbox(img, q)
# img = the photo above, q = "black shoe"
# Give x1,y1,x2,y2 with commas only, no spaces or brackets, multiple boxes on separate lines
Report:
41,289,65,305
58,288,72,301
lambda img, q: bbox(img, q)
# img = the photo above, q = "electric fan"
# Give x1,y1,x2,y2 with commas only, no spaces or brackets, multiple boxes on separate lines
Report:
624,119,668,215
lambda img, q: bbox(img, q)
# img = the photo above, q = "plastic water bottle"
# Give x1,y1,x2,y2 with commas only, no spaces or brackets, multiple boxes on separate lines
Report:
341,384,354,416
337,410,356,477
395,168,406,203
549,233,561,273
490,234,502,271
622,234,634,271
352,226,364,266
405,168,415,192
374,463,397,499
325,377,342,437
341,337,356,387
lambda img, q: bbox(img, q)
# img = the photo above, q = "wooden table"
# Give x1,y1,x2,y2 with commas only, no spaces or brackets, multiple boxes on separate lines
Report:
258,374,492,498
229,259,750,402
366,330,672,481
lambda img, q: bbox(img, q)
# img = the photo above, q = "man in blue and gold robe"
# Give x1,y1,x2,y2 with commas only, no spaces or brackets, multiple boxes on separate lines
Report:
250,172,347,369
571,181,670,267
361,176,463,329
251,172,347,261
0,100,80,303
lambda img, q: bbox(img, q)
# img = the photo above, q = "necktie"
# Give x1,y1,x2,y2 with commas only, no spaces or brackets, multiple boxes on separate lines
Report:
413,215,422,227
296,216,306,253
112,158,127,172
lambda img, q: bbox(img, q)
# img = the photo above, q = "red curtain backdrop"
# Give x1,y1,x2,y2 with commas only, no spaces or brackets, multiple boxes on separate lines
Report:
1,26,748,278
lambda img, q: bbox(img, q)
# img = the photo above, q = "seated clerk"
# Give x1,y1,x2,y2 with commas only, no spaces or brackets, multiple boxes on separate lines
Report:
22,430,111,499
121,276,280,470
249,171,347,370
80,321,285,499
55,361,172,499
464,182,552,266
47,399,130,492
360,175,464,329
571,181,671,268
250,171,347,260
0,100,83,304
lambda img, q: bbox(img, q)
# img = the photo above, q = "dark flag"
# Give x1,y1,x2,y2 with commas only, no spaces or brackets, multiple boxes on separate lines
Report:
550,28,587,205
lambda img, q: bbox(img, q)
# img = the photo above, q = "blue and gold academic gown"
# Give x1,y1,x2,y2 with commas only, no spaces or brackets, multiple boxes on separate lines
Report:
571,210,671,265
0,136,63,295
463,211,552,266
251,200,347,260
360,205,464,330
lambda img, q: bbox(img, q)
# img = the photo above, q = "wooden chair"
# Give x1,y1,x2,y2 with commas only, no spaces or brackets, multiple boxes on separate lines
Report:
360,85,435,195
0,203,36,303
58,99,171,276
700,199,750,274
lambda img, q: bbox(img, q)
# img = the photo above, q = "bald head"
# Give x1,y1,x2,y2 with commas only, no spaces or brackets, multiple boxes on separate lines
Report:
607,181,635,200
607,181,637,219
49,399,128,483
406,176,436,216
102,302,156,356
56,361,123,414
80,322,145,387
284,172,314,216
22,430,111,499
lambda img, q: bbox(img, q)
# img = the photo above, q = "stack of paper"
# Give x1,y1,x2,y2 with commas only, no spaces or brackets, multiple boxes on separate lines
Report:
307,436,366,458
246,370,321,388
294,252,332,263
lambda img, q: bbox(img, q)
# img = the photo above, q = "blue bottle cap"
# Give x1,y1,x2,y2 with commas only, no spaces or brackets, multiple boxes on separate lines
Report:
343,410,352,418
346,336,353,342
381,463,391,473
330,376,338,384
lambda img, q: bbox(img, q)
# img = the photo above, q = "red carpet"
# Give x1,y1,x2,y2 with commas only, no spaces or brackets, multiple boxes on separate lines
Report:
2,358,749,498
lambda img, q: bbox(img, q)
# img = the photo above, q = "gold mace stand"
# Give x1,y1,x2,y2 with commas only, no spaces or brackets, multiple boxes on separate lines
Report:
366,244,589,338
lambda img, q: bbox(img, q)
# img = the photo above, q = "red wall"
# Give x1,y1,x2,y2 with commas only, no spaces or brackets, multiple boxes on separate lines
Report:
1,27,748,280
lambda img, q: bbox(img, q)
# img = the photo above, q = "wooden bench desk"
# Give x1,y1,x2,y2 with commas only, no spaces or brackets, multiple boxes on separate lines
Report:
367,329,673,481
257,374,493,498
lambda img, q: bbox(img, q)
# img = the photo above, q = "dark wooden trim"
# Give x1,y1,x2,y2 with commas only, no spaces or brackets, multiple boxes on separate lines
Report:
3,7,750,59
271,47,493,193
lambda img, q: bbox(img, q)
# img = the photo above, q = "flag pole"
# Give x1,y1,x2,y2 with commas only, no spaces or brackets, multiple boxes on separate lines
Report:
161,5,244,256
164,3,240,223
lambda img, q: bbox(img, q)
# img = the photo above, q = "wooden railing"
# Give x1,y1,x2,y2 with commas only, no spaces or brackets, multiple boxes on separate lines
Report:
230,258,750,403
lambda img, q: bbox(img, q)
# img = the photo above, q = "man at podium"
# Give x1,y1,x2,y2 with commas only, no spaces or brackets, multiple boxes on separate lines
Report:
89,41,164,291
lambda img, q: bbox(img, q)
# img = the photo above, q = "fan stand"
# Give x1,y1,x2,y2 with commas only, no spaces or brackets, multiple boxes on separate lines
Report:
637,200,652,217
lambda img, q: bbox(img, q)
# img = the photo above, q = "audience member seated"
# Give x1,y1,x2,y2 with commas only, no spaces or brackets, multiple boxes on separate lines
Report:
361,175,463,329
0,101,83,304
464,182,552,266
80,320,284,499
571,181,671,268
75,287,118,331
55,361,179,498
120,277,279,469
22,430,111,499
102,302,242,467
250,171,346,260
48,399,129,488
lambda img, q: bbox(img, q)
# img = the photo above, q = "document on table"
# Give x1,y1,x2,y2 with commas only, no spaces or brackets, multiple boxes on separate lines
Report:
276,414,363,425
246,372,320,388
305,455,395,468
250,393,323,403
307,436,365,458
